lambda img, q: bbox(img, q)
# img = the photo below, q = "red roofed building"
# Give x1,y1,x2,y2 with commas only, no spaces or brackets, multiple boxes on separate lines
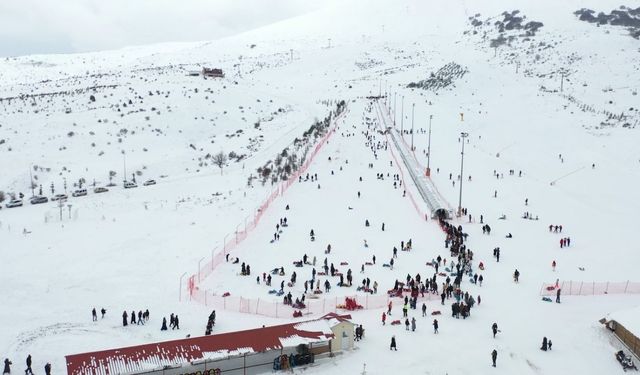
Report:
65,313,354,375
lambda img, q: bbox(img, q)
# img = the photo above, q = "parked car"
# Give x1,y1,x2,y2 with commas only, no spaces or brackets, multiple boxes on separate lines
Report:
30,196,49,205
93,187,109,194
124,181,138,189
51,194,68,201
5,199,23,208
72,189,87,197
143,179,156,186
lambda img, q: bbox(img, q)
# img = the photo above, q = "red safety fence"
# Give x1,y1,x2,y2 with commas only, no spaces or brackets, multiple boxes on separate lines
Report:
189,287,442,318
185,107,349,301
539,281,640,296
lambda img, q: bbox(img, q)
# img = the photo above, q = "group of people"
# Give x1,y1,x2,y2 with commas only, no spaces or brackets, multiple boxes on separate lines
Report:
121,309,150,326
3,356,51,375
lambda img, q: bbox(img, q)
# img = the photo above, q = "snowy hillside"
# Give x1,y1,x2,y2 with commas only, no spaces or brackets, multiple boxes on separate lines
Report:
2,0,640,374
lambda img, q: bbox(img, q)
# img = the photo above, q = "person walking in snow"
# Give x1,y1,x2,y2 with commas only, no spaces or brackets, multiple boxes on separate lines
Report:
411,317,416,332
161,317,168,331
422,303,427,317
44,363,51,375
491,350,498,367
433,319,439,334
388,301,392,315
25,355,32,375
541,337,548,351
101,308,106,319
552,260,556,272
513,269,520,283
492,323,499,338
390,336,397,351
122,311,128,327
382,312,386,325
3,358,12,374
405,318,410,331
556,288,561,303
92,308,97,321
131,310,136,325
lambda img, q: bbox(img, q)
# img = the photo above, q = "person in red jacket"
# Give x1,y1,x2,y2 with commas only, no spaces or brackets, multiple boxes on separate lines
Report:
382,312,387,325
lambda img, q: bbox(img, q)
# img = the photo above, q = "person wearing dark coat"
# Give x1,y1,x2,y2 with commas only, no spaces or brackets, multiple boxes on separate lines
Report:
390,335,397,351
44,363,51,375
25,355,33,375
122,311,128,326
556,288,561,303
492,323,499,338
174,315,180,329
131,310,136,324
101,308,106,319
541,337,548,351
491,349,498,367
161,317,168,331
92,308,97,321
548,339,553,350
3,358,12,374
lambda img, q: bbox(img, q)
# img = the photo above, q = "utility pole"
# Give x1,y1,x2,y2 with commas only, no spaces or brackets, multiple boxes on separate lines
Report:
58,198,65,221
123,152,127,185
427,114,433,175
400,96,404,137
393,93,397,128
29,165,35,197
457,132,469,217
560,71,565,92
411,103,415,151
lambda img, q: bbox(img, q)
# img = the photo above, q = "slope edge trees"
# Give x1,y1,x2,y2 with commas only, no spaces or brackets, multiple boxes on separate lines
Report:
253,100,346,186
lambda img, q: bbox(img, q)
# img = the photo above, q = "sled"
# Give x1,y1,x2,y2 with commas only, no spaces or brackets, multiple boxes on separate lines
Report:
546,286,556,291
340,262,349,266
391,320,402,325
382,263,391,268
431,311,441,315
542,297,552,302
222,292,231,297
270,239,275,243
365,262,373,266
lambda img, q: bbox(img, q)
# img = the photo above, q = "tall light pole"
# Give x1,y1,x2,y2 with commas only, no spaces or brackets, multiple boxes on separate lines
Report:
400,96,404,136
457,132,469,217
427,115,433,175
411,103,415,151
393,93,397,128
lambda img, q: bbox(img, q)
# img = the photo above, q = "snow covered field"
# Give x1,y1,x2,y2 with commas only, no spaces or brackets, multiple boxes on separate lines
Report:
2,0,640,374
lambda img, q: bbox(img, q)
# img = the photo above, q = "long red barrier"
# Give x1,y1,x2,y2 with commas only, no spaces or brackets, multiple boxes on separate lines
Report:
539,281,640,296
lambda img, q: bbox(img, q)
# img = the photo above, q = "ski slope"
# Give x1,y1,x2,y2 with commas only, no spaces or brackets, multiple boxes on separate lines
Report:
1,0,640,374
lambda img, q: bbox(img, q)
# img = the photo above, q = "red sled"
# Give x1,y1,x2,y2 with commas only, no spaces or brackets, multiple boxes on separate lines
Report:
391,320,402,325
431,310,441,315
222,292,231,297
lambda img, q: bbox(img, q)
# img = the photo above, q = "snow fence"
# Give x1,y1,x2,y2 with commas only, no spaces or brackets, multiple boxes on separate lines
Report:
539,281,640,296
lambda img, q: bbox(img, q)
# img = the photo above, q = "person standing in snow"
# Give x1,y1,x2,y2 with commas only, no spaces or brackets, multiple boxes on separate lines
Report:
92,308,97,321
541,337,548,351
492,323,499,338
411,317,416,332
382,312,386,325
433,319,439,334
491,350,498,367
513,269,520,283
405,318,410,331
3,358,12,374
390,336,397,351
161,317,168,331
552,260,556,272
122,311,128,327
131,310,136,325
44,363,51,375
422,303,427,317
101,308,106,319
556,288,561,303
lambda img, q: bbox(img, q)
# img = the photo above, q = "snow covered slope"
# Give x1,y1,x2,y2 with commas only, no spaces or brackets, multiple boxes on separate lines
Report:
1,0,640,374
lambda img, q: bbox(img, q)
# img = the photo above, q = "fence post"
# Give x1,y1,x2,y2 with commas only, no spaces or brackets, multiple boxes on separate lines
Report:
625,281,629,293
592,282,595,295
605,282,609,294
569,281,573,294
